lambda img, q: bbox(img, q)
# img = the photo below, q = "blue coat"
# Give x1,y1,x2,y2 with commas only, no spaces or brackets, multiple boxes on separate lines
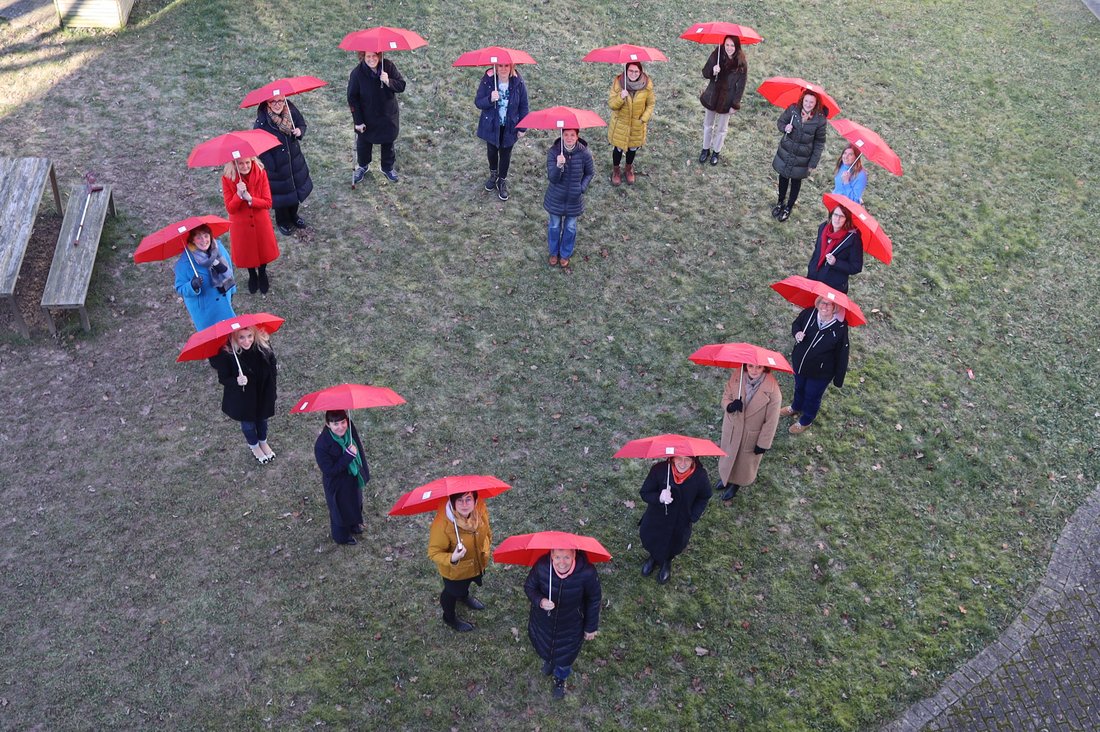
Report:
474,70,529,148
525,552,601,668
543,138,595,217
806,222,863,294
254,100,313,209
832,164,867,203
639,459,712,563
314,423,368,541
173,241,236,331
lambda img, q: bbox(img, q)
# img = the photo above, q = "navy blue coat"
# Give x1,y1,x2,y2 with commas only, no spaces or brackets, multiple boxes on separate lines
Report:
314,423,368,540
806,222,863,294
254,100,313,209
347,59,406,144
639,459,712,563
525,552,601,668
209,346,277,423
772,104,827,180
474,70,529,148
791,307,850,387
543,138,595,217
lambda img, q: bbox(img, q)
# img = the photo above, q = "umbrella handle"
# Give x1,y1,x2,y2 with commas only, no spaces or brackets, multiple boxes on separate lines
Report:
738,369,744,400
548,565,552,615
232,349,244,383
185,248,200,278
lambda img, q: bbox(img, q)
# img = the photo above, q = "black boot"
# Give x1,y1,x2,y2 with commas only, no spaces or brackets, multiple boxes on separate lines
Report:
247,268,258,294
461,595,485,611
641,556,655,577
657,560,671,585
258,265,269,294
721,484,739,501
541,659,553,676
552,678,566,699
441,592,474,632
698,148,710,164
484,170,498,191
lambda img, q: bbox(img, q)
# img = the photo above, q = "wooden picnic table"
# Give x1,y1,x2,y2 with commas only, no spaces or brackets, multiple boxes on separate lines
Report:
0,157,62,336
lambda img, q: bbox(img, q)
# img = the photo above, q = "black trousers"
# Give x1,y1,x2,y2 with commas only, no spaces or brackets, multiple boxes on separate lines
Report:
356,135,395,171
777,176,803,208
486,127,514,178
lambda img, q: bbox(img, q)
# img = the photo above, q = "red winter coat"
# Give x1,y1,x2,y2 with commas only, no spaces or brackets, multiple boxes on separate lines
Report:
221,166,279,268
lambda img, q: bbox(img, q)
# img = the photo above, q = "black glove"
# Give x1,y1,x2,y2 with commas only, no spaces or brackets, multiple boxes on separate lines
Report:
190,275,202,294
726,399,743,413
753,445,767,455
211,261,228,275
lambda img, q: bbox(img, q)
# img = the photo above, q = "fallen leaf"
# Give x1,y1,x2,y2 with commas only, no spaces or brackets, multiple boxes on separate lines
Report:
624,500,635,509
958,605,967,614
695,647,709,656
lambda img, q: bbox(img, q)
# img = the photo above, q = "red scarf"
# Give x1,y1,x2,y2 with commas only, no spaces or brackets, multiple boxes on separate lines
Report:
818,225,850,268
670,459,696,484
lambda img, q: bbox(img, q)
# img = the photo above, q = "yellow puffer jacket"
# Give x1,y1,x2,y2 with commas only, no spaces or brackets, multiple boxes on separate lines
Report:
428,500,492,581
607,75,655,150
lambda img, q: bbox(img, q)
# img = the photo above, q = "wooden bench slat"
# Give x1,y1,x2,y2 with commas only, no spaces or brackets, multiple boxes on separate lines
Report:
0,157,53,294
41,183,114,309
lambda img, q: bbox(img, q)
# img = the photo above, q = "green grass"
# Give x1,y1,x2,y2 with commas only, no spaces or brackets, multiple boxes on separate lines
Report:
1,0,1098,729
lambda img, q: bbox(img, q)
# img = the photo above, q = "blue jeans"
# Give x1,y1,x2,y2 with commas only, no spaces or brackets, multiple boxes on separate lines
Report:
547,215,578,259
791,375,830,426
240,419,269,446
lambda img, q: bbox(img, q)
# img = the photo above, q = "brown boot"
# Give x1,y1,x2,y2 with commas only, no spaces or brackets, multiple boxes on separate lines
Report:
611,165,622,186
625,164,635,184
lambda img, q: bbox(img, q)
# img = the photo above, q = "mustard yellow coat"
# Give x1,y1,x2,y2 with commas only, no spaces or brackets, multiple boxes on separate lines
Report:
428,500,492,581
607,75,655,150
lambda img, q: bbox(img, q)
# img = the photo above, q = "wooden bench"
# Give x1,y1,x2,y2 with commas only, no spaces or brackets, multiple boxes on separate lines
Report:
41,183,116,334
0,157,63,337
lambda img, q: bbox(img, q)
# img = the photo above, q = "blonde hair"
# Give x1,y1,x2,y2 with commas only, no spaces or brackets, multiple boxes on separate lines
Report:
222,157,264,180
223,325,273,355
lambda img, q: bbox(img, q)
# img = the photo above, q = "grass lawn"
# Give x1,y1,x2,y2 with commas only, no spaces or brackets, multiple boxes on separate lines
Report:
1,0,1097,729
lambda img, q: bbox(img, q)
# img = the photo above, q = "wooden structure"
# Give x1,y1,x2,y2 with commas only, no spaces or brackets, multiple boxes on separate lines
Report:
0,157,63,337
53,0,134,28
41,183,116,334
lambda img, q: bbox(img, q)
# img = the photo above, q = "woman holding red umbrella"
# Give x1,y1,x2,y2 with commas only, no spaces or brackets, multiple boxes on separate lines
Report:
607,61,654,185
716,363,782,500
428,491,492,632
544,128,595,271
221,157,279,294
525,548,601,699
807,206,863,294
254,96,314,235
772,90,827,221
639,455,712,584
697,36,747,167
784,296,850,434
314,410,367,545
209,325,278,463
474,62,528,201
832,145,867,203
173,224,236,331
348,51,406,184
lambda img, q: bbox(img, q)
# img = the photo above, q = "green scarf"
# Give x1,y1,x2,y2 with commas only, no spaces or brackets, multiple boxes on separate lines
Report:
329,426,365,489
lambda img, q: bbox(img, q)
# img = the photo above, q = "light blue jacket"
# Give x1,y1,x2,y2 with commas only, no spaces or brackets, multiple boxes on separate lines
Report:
832,164,867,203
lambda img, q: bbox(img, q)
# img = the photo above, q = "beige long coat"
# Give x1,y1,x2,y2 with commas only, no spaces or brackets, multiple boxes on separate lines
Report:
718,371,782,487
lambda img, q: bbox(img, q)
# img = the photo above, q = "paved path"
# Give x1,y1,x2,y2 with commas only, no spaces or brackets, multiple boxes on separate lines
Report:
885,487,1100,731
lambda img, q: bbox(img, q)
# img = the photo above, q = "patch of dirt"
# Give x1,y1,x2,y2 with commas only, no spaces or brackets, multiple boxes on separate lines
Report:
7,210,61,334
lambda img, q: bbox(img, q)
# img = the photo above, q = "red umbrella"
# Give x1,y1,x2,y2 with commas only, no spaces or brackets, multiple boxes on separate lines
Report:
828,117,902,176
581,43,668,64
133,215,229,263
689,342,794,374
290,384,405,414
187,129,281,168
770,276,866,327
613,433,725,459
518,106,607,131
388,475,512,516
494,531,612,565
679,21,763,45
338,26,428,53
821,193,893,264
176,313,285,362
453,46,536,67
757,76,842,119
240,75,328,109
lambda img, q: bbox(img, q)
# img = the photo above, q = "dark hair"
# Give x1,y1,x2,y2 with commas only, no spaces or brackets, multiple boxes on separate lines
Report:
187,224,213,246
324,410,349,424
800,90,825,118
722,35,747,69
449,491,478,508
744,363,772,374
831,206,853,230
834,146,864,176
619,62,645,87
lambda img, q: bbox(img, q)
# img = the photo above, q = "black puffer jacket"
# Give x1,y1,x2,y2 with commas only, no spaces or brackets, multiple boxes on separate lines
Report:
254,100,313,209
525,552,601,668
209,346,277,422
791,307,849,387
772,103,827,179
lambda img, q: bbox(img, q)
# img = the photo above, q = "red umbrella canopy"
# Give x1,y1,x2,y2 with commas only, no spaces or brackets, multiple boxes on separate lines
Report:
613,433,726,459
770,276,867,326
828,117,903,176
388,475,512,516
581,43,668,64
339,26,428,53
821,193,893,265
290,384,406,414
757,76,842,119
679,21,763,45
240,75,328,109
177,313,285,362
517,106,607,130
493,531,612,565
689,343,794,374
187,129,281,168
134,215,229,263
453,46,536,67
